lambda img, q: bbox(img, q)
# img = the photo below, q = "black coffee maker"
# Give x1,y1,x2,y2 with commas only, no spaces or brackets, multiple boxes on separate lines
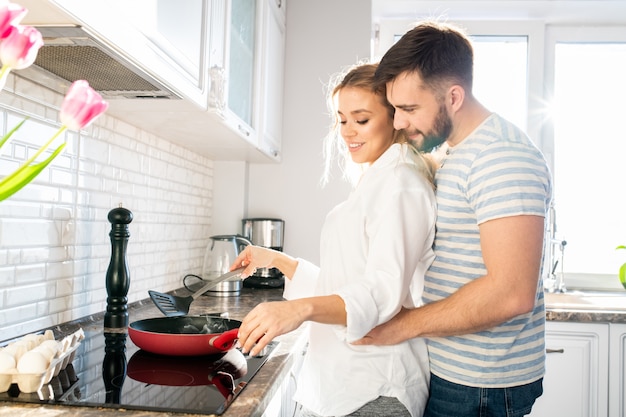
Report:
241,218,285,288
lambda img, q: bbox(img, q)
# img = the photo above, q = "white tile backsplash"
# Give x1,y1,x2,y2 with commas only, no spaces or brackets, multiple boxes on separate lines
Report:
0,75,214,340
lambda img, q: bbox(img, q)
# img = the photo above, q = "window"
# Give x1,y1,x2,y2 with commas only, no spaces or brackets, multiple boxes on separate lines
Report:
374,20,626,290
546,27,626,290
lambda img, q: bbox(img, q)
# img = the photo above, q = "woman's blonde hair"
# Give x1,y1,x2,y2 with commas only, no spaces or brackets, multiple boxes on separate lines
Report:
321,62,435,188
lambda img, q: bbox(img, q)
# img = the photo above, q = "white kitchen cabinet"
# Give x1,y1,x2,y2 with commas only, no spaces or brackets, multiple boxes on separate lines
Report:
22,0,285,162
529,321,609,417
279,337,307,417
225,0,258,144
256,0,286,161
208,0,285,159
262,334,307,417
609,323,626,417
208,0,258,147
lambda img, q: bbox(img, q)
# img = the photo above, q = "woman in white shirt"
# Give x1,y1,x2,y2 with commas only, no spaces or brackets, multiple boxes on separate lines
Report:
232,63,436,417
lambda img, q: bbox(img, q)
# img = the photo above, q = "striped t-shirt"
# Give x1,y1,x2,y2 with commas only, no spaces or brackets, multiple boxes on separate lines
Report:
424,113,552,387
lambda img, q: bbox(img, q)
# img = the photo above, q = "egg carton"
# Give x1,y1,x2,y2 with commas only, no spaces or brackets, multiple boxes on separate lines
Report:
0,328,85,394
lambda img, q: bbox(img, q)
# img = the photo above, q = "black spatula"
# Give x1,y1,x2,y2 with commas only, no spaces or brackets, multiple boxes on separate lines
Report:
149,268,245,317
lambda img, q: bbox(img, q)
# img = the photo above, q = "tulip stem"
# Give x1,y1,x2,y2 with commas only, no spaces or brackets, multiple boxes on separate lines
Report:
0,125,67,186
29,125,67,163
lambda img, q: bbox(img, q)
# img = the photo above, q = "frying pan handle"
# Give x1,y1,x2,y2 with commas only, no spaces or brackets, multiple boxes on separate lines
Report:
209,328,240,351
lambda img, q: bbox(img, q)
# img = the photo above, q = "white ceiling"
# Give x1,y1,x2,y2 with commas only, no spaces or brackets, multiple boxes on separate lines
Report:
372,1,626,24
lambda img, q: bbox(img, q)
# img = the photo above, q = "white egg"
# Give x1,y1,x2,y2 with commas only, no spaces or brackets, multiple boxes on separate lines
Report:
39,340,60,356
0,351,16,372
3,343,27,362
17,350,49,374
18,338,33,351
22,333,43,349
43,330,55,341
32,346,55,362
32,340,60,362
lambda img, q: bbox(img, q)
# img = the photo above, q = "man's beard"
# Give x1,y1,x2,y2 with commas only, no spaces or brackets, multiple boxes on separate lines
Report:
410,104,452,153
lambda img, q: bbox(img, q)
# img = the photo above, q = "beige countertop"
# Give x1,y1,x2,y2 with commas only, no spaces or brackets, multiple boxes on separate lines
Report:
545,289,626,323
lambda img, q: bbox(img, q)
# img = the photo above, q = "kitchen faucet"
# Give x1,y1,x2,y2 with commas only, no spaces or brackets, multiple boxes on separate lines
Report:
544,202,567,293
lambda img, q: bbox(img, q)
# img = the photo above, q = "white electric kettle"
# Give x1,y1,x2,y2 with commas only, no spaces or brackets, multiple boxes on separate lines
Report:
202,235,252,295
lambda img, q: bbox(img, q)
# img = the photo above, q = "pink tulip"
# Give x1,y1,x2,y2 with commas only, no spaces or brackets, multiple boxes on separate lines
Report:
0,24,42,70
0,2,27,39
60,80,109,130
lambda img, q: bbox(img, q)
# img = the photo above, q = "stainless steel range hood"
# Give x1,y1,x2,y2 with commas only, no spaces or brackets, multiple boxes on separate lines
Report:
17,26,181,100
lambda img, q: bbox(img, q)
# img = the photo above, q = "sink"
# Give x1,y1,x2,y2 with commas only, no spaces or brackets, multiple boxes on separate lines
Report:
545,290,626,311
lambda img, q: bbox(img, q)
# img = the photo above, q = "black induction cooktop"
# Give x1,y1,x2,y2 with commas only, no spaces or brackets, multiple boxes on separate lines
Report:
0,319,278,415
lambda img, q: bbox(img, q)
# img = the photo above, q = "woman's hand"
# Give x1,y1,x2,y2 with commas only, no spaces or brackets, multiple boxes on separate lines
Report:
238,295,346,356
229,245,298,278
229,245,279,278
237,300,307,356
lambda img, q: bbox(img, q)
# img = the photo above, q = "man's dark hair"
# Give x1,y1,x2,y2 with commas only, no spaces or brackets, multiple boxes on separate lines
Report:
375,21,474,94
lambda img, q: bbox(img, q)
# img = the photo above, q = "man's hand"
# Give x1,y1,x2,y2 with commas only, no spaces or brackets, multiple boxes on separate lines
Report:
352,307,413,346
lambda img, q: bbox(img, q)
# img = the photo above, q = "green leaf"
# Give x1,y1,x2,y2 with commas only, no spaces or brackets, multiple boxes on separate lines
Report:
617,245,626,250
0,142,66,201
0,118,27,150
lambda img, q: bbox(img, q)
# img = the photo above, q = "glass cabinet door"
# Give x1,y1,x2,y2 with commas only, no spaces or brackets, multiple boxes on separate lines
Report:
228,0,257,126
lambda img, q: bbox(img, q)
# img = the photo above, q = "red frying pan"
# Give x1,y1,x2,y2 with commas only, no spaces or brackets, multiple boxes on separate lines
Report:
128,315,241,356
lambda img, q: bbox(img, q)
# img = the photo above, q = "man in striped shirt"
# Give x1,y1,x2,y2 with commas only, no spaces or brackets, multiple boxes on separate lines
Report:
355,21,552,417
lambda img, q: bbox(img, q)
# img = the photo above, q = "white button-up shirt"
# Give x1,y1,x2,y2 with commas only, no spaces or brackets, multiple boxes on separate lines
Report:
284,143,436,417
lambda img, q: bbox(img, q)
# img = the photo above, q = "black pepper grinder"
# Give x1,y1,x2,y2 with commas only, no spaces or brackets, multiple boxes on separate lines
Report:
104,206,133,329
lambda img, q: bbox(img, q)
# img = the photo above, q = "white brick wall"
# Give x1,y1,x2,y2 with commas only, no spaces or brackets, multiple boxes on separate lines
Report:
0,75,214,340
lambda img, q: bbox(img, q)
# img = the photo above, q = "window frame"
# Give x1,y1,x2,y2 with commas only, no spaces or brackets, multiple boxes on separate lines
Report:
544,25,626,290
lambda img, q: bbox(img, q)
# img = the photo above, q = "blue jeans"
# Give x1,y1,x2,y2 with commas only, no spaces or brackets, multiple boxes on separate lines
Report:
424,373,543,417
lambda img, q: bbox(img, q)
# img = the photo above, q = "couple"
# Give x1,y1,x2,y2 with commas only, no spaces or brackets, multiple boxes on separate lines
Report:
230,21,552,417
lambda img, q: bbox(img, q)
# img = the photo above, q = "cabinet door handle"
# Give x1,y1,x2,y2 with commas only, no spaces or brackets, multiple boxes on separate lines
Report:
546,348,565,354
